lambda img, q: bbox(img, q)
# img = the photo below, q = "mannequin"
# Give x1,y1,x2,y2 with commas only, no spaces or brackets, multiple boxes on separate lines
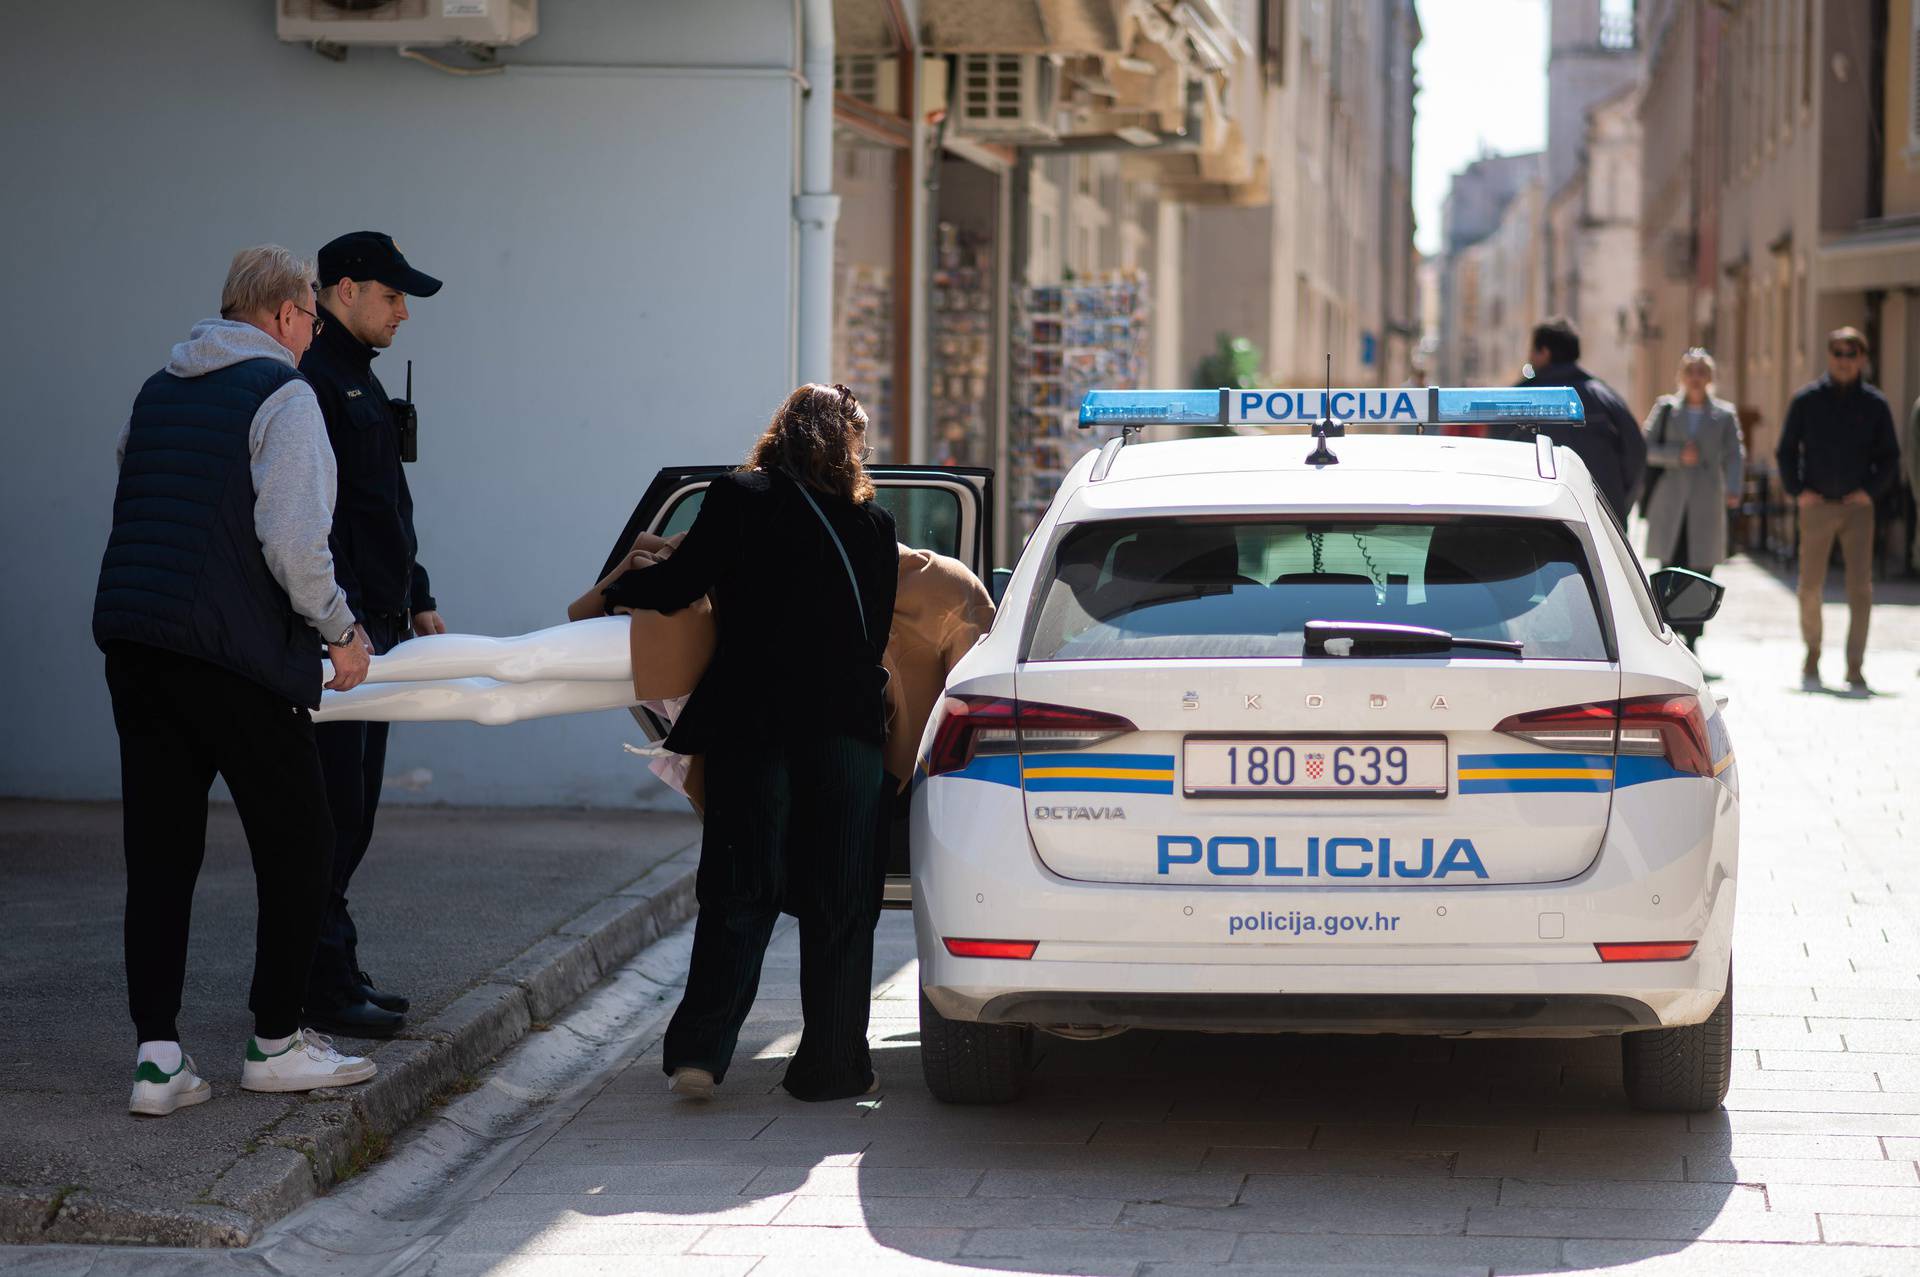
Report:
310,617,639,726
313,530,710,728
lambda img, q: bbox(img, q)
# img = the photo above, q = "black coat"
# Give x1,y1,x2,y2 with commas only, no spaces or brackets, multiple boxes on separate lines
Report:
604,470,899,754
1525,362,1647,523
1775,375,1901,501
299,319,434,619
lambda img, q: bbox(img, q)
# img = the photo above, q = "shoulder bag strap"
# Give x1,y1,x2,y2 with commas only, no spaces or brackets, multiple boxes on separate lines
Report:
784,471,869,645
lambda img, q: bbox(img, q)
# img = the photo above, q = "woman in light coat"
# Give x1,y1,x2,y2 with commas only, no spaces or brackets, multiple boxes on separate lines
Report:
1642,348,1744,646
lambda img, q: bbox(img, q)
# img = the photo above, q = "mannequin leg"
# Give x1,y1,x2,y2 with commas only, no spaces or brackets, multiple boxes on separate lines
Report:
313,678,638,727
334,617,633,686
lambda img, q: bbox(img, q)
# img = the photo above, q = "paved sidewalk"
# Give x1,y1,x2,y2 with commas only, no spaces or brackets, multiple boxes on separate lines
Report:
0,802,699,1245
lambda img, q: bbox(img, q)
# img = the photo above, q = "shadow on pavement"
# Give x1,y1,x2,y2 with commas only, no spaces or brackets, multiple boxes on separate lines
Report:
476,921,1735,1276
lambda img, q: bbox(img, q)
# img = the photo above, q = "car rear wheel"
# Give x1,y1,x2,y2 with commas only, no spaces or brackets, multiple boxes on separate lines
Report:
1621,962,1733,1113
919,989,1032,1104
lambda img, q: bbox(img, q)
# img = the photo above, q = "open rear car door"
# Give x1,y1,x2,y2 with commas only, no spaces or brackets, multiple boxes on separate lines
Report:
598,465,997,906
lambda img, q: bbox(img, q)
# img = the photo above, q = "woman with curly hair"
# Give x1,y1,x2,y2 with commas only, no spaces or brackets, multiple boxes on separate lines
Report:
601,383,898,1102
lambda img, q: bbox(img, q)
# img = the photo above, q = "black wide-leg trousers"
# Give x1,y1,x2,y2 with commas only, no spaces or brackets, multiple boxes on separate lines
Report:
662,733,885,1101
105,641,335,1043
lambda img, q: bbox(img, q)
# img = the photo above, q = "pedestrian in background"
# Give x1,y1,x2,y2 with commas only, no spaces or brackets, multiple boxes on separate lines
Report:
1523,317,1647,524
1776,327,1902,695
601,384,899,1105
301,232,444,1039
1642,348,1743,650
93,245,379,1116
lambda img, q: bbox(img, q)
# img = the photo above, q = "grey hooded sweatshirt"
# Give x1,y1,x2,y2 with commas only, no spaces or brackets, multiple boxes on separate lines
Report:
117,319,356,642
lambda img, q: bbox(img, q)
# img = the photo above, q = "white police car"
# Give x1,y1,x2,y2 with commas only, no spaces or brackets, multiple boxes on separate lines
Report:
911,387,1738,1112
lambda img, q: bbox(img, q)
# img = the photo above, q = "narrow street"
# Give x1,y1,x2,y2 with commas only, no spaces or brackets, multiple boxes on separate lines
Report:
11,552,1917,1276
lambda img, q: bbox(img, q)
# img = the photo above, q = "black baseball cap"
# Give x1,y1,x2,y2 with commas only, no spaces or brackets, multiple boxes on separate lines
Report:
317,231,443,297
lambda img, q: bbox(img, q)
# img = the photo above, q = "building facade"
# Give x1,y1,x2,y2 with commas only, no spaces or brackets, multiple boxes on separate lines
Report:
1176,0,1420,390
5,0,1277,807
1436,151,1543,385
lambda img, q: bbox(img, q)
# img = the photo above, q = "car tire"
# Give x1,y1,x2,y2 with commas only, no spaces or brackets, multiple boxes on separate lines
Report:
919,988,1032,1104
1621,962,1733,1113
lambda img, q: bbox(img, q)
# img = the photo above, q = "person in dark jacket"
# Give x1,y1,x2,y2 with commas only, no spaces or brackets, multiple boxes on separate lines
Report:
1775,327,1903,694
601,384,899,1103
95,245,379,1116
299,231,444,1037
1523,317,1647,523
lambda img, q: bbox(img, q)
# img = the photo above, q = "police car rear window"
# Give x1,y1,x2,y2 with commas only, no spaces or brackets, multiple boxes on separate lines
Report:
1025,518,1609,661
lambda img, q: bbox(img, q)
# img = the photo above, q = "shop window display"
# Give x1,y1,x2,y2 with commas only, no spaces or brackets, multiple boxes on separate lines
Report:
930,220,995,468
1011,272,1151,536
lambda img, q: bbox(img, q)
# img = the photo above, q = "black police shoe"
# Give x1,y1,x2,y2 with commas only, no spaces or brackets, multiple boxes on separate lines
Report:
304,999,406,1040
357,970,411,1015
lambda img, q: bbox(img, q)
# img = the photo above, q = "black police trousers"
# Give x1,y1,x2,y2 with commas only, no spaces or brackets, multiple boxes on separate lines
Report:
662,733,885,1101
105,642,335,1043
307,614,408,1011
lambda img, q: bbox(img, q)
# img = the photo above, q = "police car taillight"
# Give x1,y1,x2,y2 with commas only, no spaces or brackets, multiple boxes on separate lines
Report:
1616,695,1713,778
1495,696,1712,777
1494,701,1618,753
925,696,1136,777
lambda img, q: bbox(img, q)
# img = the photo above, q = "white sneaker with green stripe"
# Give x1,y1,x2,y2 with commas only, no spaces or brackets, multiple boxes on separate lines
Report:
240,1030,376,1093
128,1053,211,1117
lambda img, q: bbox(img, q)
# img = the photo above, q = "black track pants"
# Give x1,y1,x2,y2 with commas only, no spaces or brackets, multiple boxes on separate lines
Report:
106,642,335,1043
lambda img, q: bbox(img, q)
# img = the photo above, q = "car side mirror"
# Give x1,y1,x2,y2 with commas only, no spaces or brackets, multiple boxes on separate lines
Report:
1649,567,1724,628
989,567,1013,607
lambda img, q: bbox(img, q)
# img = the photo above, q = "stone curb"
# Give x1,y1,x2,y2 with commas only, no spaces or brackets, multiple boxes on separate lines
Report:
0,843,700,1250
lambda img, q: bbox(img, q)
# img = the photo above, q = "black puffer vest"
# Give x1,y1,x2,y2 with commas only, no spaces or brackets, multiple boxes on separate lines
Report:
93,358,324,707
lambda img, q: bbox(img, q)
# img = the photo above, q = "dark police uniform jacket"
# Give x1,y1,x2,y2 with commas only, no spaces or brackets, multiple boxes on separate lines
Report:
299,317,435,627
1525,362,1648,524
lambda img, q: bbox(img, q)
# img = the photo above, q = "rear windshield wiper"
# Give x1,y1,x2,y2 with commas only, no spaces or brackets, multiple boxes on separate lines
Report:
1304,620,1525,658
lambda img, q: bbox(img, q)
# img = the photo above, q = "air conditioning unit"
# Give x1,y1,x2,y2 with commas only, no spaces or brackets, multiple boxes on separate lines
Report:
951,53,1058,140
835,54,900,114
278,0,538,49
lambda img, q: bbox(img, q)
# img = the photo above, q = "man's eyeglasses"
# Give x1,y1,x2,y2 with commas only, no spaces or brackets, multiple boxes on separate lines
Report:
1829,346,1862,359
291,302,326,337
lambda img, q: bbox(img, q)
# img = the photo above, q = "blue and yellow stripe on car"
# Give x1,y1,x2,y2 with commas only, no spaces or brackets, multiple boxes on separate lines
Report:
1457,752,1707,793
1457,753,1614,794
944,752,1177,795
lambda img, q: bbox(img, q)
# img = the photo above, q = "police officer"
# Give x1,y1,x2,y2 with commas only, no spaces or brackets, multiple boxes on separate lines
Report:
301,231,444,1038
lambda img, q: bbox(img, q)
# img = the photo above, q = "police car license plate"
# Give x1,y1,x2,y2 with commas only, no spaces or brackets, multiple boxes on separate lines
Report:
1183,738,1448,798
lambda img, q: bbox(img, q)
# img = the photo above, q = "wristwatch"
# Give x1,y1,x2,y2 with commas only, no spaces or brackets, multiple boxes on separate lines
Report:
331,624,357,647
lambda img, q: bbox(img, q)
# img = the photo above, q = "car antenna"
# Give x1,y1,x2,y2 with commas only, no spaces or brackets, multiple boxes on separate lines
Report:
1305,352,1342,467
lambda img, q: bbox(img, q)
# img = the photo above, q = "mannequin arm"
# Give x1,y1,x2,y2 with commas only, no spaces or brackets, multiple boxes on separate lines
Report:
335,616,633,686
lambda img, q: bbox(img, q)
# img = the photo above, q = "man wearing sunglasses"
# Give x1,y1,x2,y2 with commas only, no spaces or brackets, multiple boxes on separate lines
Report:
1776,327,1902,694
299,231,445,1039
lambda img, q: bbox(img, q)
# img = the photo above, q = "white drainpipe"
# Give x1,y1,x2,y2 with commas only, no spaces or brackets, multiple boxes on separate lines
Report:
794,0,838,384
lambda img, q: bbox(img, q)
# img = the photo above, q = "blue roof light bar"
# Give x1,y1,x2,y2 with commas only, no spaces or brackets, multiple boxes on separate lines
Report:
1076,386,1585,429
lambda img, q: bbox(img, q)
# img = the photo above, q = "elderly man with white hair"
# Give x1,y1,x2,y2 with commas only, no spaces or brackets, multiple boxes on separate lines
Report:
92,245,380,1116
